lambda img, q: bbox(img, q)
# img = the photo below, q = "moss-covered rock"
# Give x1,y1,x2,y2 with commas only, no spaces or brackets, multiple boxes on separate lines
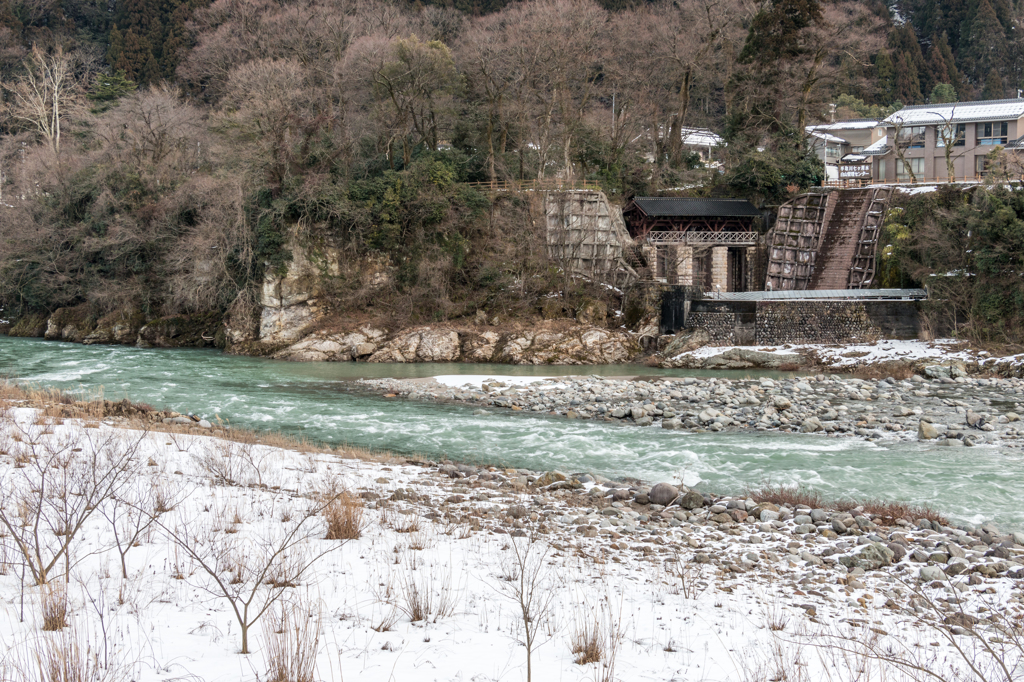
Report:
8,314,49,337
83,310,149,345
45,305,98,342
137,312,223,348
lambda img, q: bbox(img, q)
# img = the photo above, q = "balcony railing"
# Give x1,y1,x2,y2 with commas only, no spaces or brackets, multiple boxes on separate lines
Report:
646,231,759,245
822,174,1024,189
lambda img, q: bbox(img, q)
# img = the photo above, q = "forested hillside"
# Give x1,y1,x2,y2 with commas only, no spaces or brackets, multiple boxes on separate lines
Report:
1,0,1023,343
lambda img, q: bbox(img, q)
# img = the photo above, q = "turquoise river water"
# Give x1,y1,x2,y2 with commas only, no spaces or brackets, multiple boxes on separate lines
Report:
1,336,1021,529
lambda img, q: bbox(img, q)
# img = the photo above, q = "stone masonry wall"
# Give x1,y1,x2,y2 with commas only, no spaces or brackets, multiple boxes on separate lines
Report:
755,301,877,345
685,312,736,345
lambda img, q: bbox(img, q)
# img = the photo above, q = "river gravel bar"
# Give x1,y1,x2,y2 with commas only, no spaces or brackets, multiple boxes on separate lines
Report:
359,372,1024,447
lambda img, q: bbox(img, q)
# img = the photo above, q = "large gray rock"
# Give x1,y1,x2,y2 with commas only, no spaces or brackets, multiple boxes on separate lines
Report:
677,490,705,510
369,328,462,363
919,565,946,581
274,327,386,362
494,327,640,365
648,483,679,506
662,328,711,358
918,420,941,440
839,543,894,570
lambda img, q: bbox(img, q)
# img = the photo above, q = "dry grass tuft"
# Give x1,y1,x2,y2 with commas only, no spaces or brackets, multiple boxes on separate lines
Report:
747,484,825,510
40,583,68,631
324,492,364,541
745,484,948,526
569,615,603,664
262,603,321,682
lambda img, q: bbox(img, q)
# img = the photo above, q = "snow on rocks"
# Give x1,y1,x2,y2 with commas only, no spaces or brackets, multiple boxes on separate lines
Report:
0,405,1022,682
359,371,1024,448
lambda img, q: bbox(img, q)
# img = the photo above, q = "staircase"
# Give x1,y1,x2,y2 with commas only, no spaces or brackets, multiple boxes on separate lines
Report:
808,189,874,290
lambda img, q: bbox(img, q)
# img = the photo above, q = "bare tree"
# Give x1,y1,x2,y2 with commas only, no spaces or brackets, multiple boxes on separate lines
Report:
889,115,920,182
930,105,967,180
1,46,85,155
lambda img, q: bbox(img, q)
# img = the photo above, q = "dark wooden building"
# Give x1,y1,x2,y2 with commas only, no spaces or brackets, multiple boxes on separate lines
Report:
622,197,763,292
622,197,762,239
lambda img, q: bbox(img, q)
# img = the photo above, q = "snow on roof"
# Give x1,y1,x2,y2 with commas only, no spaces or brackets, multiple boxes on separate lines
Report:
807,119,880,131
842,154,867,162
679,127,724,147
808,130,847,144
884,98,1024,126
861,135,889,155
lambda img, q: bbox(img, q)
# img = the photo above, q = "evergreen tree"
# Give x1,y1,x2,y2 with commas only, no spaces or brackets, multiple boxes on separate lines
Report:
930,82,957,103
106,25,124,73
888,24,929,97
895,53,924,104
88,70,138,112
875,50,897,104
982,67,1005,99
115,28,156,83
959,0,1009,86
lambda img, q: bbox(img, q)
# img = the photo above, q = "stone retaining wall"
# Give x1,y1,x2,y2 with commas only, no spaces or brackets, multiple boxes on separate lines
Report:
685,312,736,345
756,301,877,345
679,298,923,345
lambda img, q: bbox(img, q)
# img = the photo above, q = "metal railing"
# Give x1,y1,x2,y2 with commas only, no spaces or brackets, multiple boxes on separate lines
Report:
464,179,602,192
647,231,759,245
822,174,1024,189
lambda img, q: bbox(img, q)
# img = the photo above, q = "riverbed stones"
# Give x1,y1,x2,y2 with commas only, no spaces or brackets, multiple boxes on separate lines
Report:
649,483,679,506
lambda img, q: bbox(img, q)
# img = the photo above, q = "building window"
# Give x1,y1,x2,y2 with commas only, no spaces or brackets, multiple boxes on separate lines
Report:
851,146,864,153
878,159,886,179
825,145,841,157
976,156,989,175
897,157,924,178
897,126,926,149
936,123,966,147
976,122,1008,145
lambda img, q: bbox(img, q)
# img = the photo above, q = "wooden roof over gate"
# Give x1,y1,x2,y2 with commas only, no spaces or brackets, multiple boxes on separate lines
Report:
623,197,761,239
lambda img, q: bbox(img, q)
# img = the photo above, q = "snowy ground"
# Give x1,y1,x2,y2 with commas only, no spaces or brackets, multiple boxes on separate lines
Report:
670,338,1024,370
0,404,1021,682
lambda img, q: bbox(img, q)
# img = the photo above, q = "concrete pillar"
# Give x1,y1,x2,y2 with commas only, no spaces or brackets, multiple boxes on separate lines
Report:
745,247,758,291
673,246,694,286
641,245,657,279
710,247,728,293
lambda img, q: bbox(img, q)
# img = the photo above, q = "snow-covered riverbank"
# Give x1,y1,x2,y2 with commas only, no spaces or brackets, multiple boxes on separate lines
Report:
0,397,1022,682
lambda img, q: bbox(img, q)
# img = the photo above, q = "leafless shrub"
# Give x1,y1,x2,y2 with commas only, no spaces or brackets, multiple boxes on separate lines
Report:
666,556,707,600
0,428,145,584
262,599,322,682
323,492,363,541
101,477,184,579
494,536,561,682
195,440,269,488
40,582,68,631
155,490,348,654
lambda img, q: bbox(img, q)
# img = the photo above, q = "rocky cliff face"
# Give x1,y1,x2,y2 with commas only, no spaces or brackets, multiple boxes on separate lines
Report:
270,324,642,365
258,241,341,345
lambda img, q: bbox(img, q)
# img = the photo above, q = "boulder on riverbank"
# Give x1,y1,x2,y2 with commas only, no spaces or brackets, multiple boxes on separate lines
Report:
273,327,387,362
663,346,807,370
